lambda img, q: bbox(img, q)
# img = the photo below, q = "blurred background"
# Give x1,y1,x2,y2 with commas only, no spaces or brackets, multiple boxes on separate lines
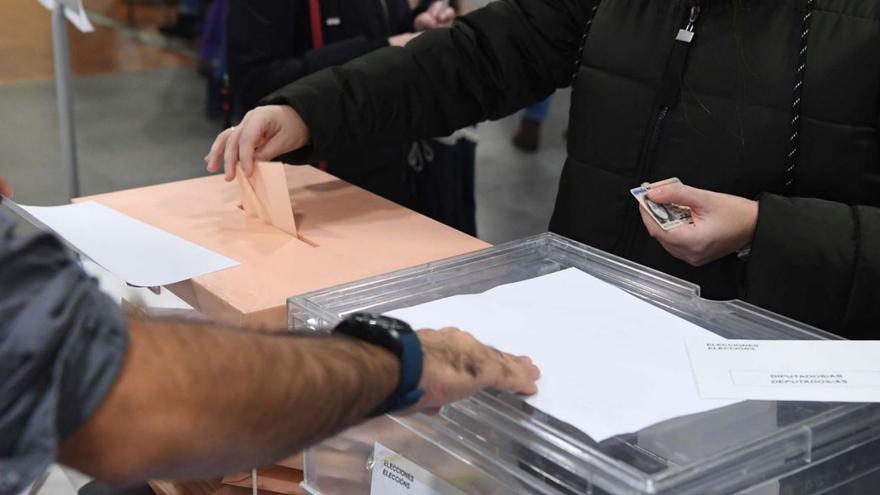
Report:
0,0,569,244
1,2,571,493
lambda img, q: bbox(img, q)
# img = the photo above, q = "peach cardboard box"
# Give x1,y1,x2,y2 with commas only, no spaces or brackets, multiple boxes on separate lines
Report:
76,164,488,327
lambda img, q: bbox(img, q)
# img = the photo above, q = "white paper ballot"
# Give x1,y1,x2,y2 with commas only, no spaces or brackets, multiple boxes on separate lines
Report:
38,0,94,33
3,199,238,287
687,340,880,402
389,268,738,442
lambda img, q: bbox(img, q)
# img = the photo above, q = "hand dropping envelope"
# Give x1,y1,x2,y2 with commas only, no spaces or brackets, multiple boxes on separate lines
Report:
237,162,297,236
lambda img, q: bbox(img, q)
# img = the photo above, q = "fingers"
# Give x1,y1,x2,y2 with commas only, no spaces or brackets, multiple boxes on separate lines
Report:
206,125,245,181
223,126,243,182
417,2,454,30
416,14,438,30
208,106,308,181
492,351,541,396
427,0,446,16
649,221,712,266
420,327,540,400
205,128,233,174
640,203,699,246
253,133,289,164
456,332,540,395
638,203,666,239
438,7,455,24
638,199,708,265
237,120,264,178
646,182,707,210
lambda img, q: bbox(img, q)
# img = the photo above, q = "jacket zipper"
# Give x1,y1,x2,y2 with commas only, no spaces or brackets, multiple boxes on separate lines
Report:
636,5,700,185
637,105,670,182
620,5,701,256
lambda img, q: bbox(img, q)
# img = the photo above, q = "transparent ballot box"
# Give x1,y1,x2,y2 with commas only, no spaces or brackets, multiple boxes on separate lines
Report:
286,233,880,495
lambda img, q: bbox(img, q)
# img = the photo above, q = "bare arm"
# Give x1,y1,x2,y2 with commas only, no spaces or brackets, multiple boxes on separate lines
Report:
58,318,539,484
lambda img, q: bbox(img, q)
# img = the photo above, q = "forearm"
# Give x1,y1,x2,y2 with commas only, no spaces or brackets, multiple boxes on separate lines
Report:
59,317,398,484
265,0,588,161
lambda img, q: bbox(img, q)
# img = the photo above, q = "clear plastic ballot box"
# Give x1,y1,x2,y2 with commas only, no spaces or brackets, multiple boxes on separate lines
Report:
286,233,880,495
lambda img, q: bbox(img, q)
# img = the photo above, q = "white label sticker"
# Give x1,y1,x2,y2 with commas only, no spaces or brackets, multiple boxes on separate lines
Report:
687,340,880,402
370,443,466,495
731,370,880,388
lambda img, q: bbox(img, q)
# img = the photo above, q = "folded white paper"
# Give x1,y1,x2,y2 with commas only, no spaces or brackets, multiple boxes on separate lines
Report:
389,268,738,442
687,340,880,402
3,199,238,287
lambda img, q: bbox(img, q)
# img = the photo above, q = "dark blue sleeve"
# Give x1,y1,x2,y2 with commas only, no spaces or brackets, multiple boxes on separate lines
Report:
0,213,128,495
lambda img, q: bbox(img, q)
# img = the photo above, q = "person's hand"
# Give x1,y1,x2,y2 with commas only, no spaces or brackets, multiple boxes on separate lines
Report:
405,327,540,415
638,182,758,267
205,105,310,181
414,1,455,30
0,177,12,202
388,32,421,47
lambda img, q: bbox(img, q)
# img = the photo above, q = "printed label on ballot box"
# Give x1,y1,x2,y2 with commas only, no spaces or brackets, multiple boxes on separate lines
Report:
370,443,465,495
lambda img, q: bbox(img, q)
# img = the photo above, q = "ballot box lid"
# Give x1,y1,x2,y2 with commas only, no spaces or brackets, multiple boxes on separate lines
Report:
286,233,880,495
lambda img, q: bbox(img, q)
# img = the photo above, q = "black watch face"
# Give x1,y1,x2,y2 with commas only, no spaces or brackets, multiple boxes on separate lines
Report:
335,313,412,357
356,313,413,334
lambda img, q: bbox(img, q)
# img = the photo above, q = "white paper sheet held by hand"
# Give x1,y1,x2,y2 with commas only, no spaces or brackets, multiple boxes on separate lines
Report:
3,199,238,287
389,268,738,442
687,340,880,402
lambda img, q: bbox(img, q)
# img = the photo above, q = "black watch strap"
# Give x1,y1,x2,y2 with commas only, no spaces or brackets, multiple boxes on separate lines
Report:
334,313,424,416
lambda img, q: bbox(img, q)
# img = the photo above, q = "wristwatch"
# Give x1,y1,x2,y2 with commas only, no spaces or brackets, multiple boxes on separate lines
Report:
334,313,425,416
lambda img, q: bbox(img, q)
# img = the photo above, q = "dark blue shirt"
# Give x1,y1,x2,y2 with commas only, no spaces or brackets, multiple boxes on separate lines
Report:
0,212,127,495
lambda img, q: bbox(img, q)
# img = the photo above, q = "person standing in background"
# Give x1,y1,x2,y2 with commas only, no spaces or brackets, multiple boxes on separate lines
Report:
226,0,478,235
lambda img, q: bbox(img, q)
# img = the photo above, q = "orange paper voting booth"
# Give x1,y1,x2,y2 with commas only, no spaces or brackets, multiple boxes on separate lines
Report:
76,163,489,495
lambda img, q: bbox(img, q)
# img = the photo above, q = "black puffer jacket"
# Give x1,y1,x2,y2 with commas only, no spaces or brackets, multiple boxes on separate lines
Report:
265,0,880,338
